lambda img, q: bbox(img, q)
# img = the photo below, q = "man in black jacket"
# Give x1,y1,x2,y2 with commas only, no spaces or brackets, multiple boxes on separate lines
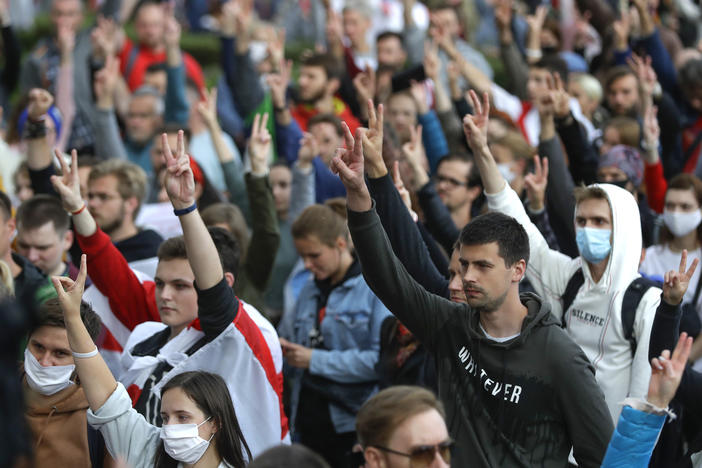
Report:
331,104,613,467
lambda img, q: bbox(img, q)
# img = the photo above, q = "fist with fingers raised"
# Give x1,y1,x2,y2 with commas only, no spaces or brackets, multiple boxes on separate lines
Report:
27,89,54,121
162,130,196,210
50,149,84,213
662,250,699,305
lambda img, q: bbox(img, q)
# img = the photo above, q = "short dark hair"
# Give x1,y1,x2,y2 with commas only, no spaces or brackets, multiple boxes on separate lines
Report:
308,113,344,136
437,154,476,185
145,62,168,74
29,297,102,342
0,190,11,221
301,53,343,82
208,226,241,279
157,123,192,142
249,445,330,468
157,236,187,262
131,0,161,22
679,58,702,94
16,195,70,234
532,54,569,83
156,371,252,468
604,65,636,92
376,30,403,46
459,212,530,267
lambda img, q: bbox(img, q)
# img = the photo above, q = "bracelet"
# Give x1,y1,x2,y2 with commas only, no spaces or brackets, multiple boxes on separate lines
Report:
71,204,87,216
23,118,47,139
525,48,543,60
173,202,198,216
72,347,99,359
273,105,287,113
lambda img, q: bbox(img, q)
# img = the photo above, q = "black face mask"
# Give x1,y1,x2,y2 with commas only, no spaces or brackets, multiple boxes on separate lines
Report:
542,46,558,56
599,178,629,190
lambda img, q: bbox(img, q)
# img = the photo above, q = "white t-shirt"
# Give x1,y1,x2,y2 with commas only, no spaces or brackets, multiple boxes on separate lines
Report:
479,323,521,343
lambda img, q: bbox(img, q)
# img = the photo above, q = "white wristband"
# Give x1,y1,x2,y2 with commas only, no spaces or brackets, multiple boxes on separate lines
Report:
72,347,99,359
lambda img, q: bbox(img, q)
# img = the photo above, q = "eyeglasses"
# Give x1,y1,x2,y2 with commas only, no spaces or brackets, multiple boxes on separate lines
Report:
372,440,453,467
434,174,468,188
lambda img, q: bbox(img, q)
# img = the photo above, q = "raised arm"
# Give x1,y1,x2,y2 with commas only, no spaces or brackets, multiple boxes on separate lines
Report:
52,255,117,411
162,131,222,290
163,11,189,126
93,55,128,160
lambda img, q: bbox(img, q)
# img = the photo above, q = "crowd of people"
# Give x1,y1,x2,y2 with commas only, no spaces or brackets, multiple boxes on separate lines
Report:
1,0,702,466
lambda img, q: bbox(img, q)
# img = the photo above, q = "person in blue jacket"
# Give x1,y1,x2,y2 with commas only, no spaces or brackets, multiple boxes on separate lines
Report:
278,203,391,468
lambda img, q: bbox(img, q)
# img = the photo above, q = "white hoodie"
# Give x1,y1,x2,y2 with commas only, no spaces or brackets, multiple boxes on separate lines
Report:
487,183,659,423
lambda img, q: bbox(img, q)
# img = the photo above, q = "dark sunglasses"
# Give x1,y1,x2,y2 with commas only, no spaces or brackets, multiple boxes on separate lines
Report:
433,174,468,188
372,440,453,467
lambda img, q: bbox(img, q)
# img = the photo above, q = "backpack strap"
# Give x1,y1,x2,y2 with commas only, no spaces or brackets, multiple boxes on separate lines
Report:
622,276,660,356
561,269,585,328
124,44,140,84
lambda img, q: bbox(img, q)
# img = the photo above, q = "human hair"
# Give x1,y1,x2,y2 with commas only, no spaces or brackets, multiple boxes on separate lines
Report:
28,297,102,342
0,260,13,299
604,116,640,148
492,129,537,162
308,113,344,137
574,184,609,205
0,190,12,221
459,212,530,267
131,0,162,22
437,154,477,186
572,73,603,102
678,58,702,94
154,372,252,468
201,203,250,261
16,195,70,234
158,123,192,143
356,386,445,448
659,174,702,244
207,226,241,279
376,30,404,46
324,197,348,221
291,204,348,246
145,62,168,75
342,1,372,19
248,445,330,468
88,159,148,218
157,236,187,262
604,65,636,93
532,54,569,83
132,85,165,116
301,53,344,82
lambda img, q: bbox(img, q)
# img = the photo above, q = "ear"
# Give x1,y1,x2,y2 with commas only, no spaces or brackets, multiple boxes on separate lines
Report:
124,196,140,218
363,447,384,468
335,235,348,251
467,185,481,201
63,229,74,251
7,216,15,231
327,77,341,96
511,259,527,282
224,271,235,288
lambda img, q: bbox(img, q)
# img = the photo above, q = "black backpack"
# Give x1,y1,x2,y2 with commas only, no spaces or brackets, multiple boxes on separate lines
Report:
560,270,660,355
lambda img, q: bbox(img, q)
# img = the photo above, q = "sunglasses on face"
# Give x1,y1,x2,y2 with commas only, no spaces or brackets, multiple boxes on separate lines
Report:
372,439,453,467
434,175,468,188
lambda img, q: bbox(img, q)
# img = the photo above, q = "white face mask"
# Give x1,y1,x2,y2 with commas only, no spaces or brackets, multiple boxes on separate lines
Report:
23,347,75,396
160,416,214,464
249,41,269,64
497,163,516,184
663,209,702,237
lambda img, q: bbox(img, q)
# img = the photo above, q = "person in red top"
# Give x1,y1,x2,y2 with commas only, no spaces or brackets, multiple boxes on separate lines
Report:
290,53,361,135
118,0,205,92
49,125,288,457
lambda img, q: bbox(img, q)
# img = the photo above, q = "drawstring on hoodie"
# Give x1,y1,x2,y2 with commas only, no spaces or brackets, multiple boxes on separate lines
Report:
35,406,58,448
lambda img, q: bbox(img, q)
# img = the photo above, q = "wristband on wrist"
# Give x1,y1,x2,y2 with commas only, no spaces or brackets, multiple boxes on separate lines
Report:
173,202,197,216
23,118,47,139
525,48,543,60
71,204,87,216
72,347,99,359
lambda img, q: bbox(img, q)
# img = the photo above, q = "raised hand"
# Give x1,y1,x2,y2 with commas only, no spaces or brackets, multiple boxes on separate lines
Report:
362,100,385,177
409,80,429,114
266,58,292,110
524,156,549,211
401,124,429,189
50,148,83,212
196,87,219,129
162,130,196,210
248,113,271,175
627,53,657,102
94,55,120,109
642,105,660,163
51,254,88,320
548,73,570,118
462,90,490,152
423,41,441,82
647,332,693,409
494,0,513,31
27,88,54,120
332,123,370,210
613,11,630,51
267,27,286,70
353,65,376,106
662,250,699,305
525,5,548,35
57,23,76,61
298,132,319,169
164,11,182,51
91,15,120,58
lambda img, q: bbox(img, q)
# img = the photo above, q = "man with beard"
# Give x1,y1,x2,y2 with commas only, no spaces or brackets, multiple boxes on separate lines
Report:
289,53,361,134
86,159,163,263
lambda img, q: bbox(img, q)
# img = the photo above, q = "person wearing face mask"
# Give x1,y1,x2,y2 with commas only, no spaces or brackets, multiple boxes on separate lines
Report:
466,91,664,426
22,296,109,467
641,174,702,367
279,203,391,468
47,256,252,468
596,144,658,247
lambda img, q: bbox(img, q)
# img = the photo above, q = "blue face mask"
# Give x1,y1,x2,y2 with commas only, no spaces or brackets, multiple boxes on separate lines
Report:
576,227,612,264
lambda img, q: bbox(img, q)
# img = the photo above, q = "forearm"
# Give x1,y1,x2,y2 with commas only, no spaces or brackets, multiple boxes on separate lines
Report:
499,36,529,100
55,62,75,152
179,209,223,290
454,52,492,95
649,299,682,360
26,134,53,170
164,63,189,125
93,108,128,160
209,122,235,163
222,159,251,223
243,174,280,290
65,315,118,411
418,111,449,174
290,164,315,221
555,114,598,184
473,144,505,194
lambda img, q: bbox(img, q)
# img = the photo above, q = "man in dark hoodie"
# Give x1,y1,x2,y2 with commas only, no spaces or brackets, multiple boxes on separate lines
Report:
332,105,613,466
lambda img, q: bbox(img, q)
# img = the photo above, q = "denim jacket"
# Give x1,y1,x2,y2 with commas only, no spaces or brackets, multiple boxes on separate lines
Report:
284,273,391,434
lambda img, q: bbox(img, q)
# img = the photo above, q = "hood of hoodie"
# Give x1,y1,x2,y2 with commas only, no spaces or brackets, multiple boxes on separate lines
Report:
577,184,642,291
464,292,557,348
